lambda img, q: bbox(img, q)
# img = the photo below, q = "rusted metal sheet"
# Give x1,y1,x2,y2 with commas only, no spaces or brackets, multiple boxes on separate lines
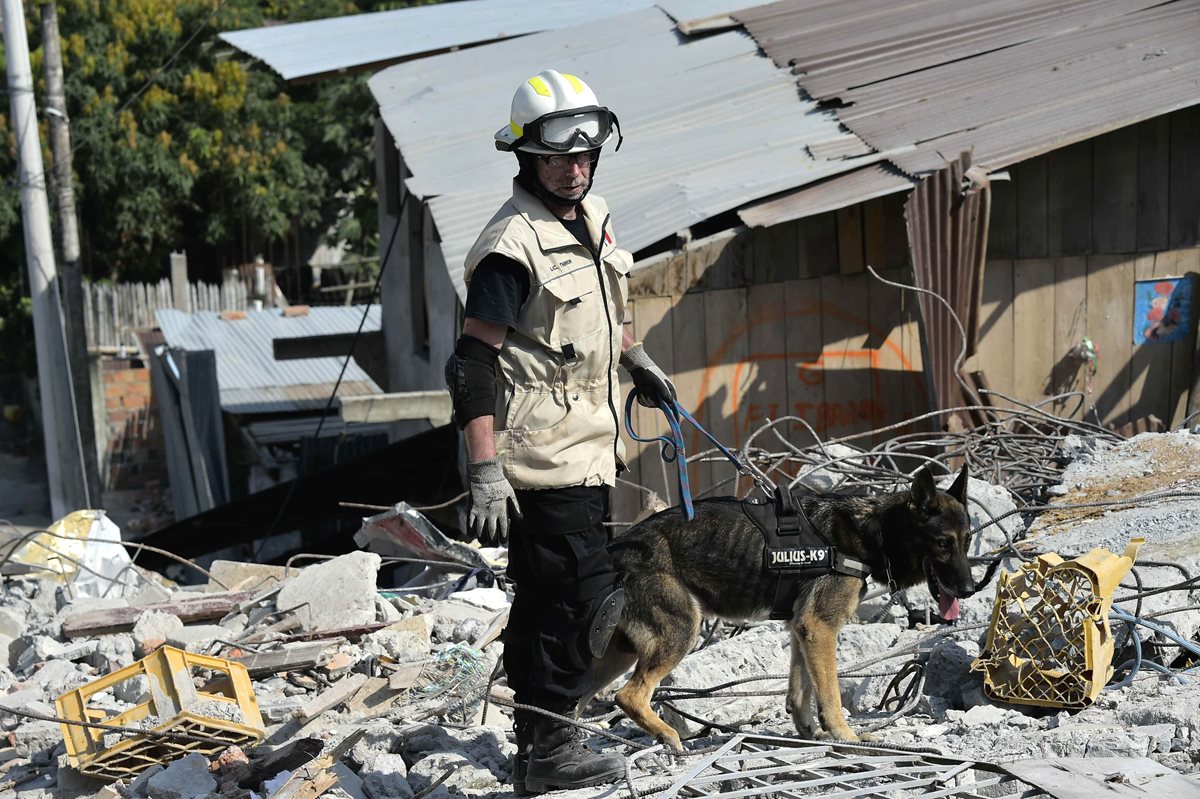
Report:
904,152,991,421
736,0,1200,177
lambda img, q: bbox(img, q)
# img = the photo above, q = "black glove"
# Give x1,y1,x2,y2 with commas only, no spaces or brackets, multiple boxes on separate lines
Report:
621,342,677,409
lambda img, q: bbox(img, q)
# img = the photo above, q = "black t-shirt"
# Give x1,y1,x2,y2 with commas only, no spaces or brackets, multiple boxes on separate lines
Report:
464,210,596,329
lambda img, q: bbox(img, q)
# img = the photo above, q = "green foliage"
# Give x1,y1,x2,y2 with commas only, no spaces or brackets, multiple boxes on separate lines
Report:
0,0,438,375
0,0,428,287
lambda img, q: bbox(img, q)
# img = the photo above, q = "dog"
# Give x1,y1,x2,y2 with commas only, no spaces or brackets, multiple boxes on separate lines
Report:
581,465,975,750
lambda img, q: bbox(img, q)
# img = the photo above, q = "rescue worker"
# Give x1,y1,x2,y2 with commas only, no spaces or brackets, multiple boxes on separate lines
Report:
444,69,676,793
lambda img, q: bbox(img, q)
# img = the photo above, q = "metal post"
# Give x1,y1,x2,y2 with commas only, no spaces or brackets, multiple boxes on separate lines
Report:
170,251,189,310
4,0,85,518
41,1,101,507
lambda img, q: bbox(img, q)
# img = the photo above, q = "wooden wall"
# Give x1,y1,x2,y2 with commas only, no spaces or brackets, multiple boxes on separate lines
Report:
977,248,1200,432
612,205,925,523
990,106,1200,260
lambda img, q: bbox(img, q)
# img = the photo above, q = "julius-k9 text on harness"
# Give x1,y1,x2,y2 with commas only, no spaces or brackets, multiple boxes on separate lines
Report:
741,488,872,620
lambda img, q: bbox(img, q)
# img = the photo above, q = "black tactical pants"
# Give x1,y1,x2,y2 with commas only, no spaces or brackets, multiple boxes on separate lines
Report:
503,485,618,713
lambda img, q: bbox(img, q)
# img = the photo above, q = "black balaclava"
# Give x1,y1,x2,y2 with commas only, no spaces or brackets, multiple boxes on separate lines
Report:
516,149,602,208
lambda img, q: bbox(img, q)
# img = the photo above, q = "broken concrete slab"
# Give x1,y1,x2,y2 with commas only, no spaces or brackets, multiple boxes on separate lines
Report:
276,552,382,633
164,624,227,653
360,629,427,663
359,752,413,799
131,610,183,655
145,752,216,799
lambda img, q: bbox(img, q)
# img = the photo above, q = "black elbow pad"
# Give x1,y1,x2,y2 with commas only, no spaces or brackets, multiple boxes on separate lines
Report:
445,335,500,428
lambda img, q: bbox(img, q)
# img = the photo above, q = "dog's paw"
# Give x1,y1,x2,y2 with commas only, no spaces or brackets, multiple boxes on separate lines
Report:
855,731,878,742
656,731,685,753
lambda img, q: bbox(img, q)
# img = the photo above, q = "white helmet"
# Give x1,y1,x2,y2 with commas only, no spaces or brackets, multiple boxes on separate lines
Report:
494,69,622,155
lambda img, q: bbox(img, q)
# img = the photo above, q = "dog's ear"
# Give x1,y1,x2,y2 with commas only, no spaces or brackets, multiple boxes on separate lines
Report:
948,464,969,506
911,467,937,510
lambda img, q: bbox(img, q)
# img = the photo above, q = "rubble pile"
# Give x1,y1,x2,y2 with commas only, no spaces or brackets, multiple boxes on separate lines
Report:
1,431,1199,798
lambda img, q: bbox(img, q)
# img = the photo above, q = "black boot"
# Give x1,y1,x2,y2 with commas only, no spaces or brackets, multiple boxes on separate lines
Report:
524,716,624,794
512,710,535,795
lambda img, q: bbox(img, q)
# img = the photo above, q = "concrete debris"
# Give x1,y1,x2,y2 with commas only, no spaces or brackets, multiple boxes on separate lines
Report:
2,432,1199,798
276,551,382,632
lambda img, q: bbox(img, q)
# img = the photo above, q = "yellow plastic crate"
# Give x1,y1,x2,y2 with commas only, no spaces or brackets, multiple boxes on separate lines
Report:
971,538,1142,709
56,646,265,780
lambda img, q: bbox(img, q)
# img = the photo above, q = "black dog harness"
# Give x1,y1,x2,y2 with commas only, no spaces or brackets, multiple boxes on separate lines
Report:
742,488,872,620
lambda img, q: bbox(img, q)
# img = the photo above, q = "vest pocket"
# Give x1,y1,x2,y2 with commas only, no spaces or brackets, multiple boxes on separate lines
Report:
541,266,601,347
506,388,569,433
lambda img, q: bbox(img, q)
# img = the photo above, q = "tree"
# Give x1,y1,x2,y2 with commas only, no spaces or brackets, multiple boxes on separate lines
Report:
0,0,426,371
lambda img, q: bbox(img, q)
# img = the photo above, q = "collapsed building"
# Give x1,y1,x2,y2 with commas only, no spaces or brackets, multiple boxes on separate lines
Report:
2,417,1200,799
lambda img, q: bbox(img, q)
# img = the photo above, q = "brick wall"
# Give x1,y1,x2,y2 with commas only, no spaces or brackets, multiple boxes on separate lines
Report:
101,358,166,491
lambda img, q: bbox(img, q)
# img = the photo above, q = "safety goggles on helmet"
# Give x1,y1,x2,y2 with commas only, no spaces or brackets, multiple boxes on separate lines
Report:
511,106,622,153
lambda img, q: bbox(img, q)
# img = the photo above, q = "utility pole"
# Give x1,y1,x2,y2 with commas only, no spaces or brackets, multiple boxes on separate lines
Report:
41,1,102,508
4,0,89,518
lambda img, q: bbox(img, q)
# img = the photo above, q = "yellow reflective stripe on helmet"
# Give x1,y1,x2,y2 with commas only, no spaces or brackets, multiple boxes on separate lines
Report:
562,73,584,94
510,120,523,137
527,76,551,97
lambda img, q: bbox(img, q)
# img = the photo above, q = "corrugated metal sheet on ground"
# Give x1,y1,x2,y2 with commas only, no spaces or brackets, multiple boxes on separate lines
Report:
736,0,1200,176
155,307,382,414
370,6,883,301
219,0,656,81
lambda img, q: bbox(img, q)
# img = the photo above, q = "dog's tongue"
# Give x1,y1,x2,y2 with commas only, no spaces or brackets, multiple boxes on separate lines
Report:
939,592,961,621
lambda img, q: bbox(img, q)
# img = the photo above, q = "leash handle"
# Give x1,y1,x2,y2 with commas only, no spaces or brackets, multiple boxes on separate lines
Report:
623,390,694,520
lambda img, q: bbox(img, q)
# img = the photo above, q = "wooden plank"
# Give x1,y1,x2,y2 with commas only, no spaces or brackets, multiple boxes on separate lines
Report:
1168,106,1200,249
783,277,825,447
1011,259,1057,409
882,191,911,270
863,198,888,272
1085,254,1138,428
689,228,750,290
989,175,1018,260
867,267,922,440
797,211,839,278
1154,248,1200,427
836,204,865,274
299,672,369,721
1136,115,1170,252
750,220,799,284
1051,257,1089,419
1127,255,1167,428
229,641,330,677
701,288,749,498
1091,126,1139,254
1016,155,1049,259
743,282,789,492
631,296,677,507
1047,142,1093,256
61,590,260,638
669,292,712,497
817,272,875,444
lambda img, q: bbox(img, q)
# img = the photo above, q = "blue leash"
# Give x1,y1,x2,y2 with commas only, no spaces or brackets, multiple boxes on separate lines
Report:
623,389,760,520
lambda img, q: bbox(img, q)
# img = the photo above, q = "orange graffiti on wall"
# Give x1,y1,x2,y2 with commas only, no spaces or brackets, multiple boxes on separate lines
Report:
689,300,926,454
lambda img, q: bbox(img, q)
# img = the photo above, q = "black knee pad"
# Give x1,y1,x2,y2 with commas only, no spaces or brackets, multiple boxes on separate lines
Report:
587,586,625,658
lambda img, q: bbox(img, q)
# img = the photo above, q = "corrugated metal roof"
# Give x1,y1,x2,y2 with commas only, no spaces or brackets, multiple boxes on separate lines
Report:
370,6,884,301
219,0,656,82
155,306,382,414
738,163,913,228
657,0,757,32
736,0,1200,177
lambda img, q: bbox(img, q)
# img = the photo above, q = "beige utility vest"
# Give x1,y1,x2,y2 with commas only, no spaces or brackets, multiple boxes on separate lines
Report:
464,181,633,489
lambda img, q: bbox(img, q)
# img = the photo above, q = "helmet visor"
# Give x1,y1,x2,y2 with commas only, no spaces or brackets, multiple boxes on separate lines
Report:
526,106,617,152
